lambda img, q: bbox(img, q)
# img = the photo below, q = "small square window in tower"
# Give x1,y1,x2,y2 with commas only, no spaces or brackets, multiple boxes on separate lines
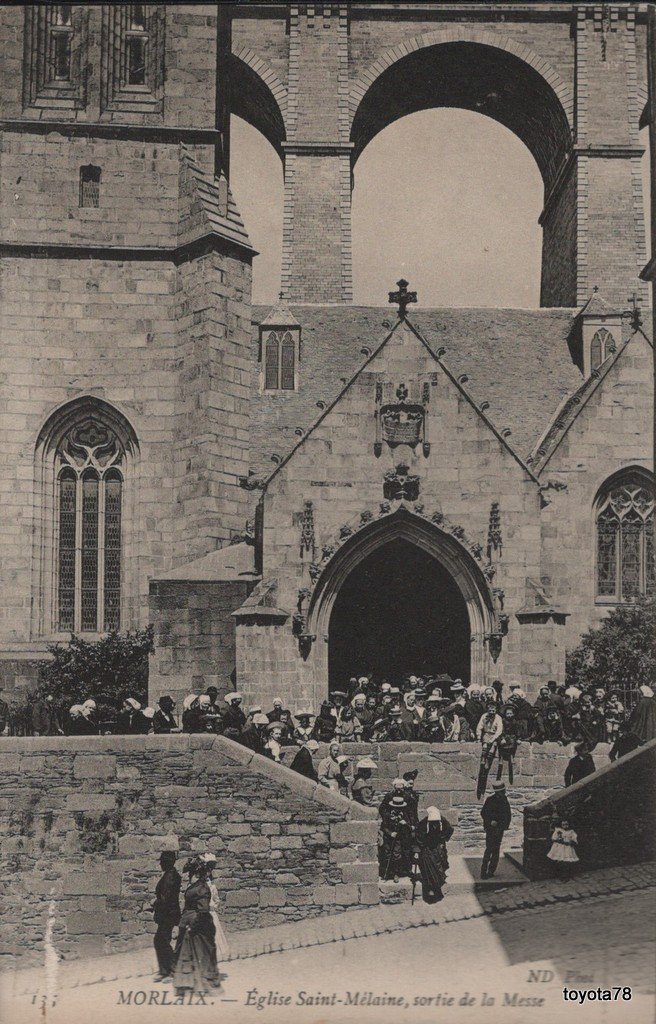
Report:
258,301,302,392
79,166,101,208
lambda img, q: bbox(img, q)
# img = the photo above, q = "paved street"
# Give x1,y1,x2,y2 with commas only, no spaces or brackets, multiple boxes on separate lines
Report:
2,863,654,1024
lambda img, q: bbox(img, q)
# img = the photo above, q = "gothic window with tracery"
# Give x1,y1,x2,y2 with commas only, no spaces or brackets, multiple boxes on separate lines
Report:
590,327,616,371
596,475,655,602
263,330,296,391
56,419,124,632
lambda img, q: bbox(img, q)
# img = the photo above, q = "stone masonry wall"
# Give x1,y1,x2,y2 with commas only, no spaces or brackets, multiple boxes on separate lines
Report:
148,580,252,708
0,735,378,970
537,331,653,651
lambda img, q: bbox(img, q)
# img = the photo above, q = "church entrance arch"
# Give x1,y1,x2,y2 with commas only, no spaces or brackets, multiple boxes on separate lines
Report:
328,538,470,690
306,509,496,693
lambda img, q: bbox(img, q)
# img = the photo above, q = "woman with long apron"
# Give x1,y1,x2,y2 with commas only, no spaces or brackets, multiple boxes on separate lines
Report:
414,806,454,903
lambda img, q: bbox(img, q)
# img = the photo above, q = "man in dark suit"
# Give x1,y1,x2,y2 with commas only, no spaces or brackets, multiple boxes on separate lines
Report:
564,743,596,786
153,851,181,982
480,781,512,879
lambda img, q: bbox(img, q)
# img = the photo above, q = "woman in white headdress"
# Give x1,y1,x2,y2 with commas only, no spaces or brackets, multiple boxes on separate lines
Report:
117,696,143,734
67,704,87,736
414,806,454,904
628,684,656,743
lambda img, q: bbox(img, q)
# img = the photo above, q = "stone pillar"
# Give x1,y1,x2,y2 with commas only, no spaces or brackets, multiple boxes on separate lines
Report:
280,4,352,303
516,611,569,697
573,5,649,308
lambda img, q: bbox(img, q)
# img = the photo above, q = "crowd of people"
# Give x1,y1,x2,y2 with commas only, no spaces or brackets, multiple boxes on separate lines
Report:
5,676,655,755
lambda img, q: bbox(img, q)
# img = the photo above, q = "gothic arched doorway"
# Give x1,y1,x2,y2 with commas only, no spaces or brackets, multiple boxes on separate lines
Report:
328,537,470,690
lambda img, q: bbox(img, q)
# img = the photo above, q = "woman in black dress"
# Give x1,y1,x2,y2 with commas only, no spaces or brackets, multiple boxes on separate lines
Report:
415,805,454,903
172,856,222,995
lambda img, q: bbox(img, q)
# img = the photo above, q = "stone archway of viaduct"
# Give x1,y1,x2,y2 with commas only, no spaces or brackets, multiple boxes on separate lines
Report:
226,5,649,309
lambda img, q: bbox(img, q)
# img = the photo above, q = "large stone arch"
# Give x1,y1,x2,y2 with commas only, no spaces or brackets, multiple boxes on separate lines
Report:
230,46,288,159
349,29,574,192
306,507,498,688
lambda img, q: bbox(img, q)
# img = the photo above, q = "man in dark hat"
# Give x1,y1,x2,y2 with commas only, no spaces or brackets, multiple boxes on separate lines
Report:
480,781,512,879
564,743,596,787
378,794,414,882
204,686,225,733
609,721,642,762
152,850,181,982
153,695,179,733
313,700,337,742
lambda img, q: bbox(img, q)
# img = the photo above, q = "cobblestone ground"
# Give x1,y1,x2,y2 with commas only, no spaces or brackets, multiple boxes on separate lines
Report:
2,863,654,1024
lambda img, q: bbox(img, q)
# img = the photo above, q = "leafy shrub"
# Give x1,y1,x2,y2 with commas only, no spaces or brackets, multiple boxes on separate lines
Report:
566,598,656,697
33,626,154,722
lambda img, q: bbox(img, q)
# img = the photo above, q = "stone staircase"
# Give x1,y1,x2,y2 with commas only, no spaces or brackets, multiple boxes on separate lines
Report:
282,740,612,856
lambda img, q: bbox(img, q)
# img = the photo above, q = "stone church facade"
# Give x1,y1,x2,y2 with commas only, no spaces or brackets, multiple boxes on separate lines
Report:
0,4,652,709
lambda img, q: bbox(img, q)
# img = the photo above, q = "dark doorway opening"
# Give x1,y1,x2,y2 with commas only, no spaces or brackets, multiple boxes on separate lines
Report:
328,538,471,691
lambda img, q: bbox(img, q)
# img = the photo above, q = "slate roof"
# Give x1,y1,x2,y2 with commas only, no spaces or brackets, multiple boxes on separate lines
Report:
179,146,255,255
248,305,584,476
528,327,653,474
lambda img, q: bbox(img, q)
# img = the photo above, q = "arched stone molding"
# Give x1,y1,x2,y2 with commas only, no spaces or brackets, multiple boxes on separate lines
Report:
231,46,288,158
32,396,141,639
305,505,499,688
348,28,574,191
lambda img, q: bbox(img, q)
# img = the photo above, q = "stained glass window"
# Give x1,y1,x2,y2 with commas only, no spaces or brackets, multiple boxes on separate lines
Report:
590,328,614,372
596,477,655,601
265,331,279,390
281,331,295,390
56,419,124,633
104,471,122,631
596,508,618,598
264,330,297,391
58,470,77,631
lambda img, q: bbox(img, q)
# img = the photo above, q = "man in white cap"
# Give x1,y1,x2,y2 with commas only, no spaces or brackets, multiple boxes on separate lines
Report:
290,738,319,780
351,756,378,805
480,781,512,879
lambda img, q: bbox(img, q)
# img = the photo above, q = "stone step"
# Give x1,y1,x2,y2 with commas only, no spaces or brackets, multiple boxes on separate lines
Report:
378,851,529,902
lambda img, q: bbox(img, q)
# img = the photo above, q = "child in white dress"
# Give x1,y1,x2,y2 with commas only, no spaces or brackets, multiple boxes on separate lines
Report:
547,819,579,880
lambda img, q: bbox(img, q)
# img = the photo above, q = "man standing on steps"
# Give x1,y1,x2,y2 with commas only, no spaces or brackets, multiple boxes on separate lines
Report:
480,781,512,879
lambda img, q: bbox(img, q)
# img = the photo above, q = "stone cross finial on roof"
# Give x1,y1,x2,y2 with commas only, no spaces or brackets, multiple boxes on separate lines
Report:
388,279,417,319
623,291,643,330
